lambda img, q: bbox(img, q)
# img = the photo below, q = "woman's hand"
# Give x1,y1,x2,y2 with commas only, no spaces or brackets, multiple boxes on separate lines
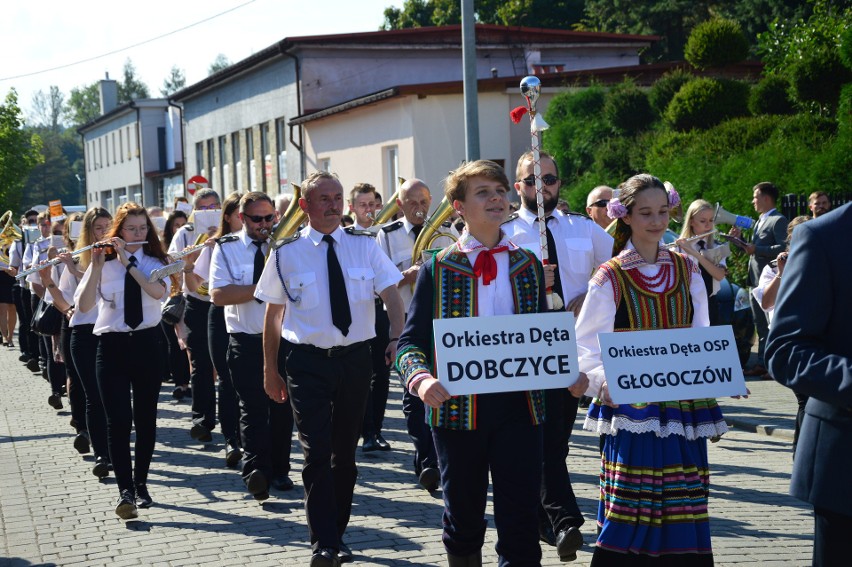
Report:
58,251,75,268
776,252,788,276
568,372,589,398
38,265,53,285
676,237,699,257
598,381,618,408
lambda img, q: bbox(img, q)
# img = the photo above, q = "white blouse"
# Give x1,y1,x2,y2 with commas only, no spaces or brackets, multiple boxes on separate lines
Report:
576,240,710,398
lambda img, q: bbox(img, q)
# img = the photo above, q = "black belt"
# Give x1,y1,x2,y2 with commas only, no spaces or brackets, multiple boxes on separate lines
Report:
291,341,368,359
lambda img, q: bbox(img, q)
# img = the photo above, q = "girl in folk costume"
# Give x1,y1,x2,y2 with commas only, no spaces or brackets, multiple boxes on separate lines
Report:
397,160,588,567
76,203,169,519
576,174,728,566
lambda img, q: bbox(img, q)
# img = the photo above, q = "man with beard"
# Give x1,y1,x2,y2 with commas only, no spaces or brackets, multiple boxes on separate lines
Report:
502,150,612,562
808,191,832,219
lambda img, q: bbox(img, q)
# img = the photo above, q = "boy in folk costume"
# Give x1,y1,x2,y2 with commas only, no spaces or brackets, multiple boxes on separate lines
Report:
397,160,588,566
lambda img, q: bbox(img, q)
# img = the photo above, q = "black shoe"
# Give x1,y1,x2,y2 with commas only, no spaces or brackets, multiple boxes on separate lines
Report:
362,435,380,453
225,443,242,468
539,522,557,547
271,473,294,491
26,358,40,373
73,432,90,454
246,470,269,500
47,393,63,410
337,542,353,563
310,548,341,567
18,353,29,362
418,467,440,491
135,484,153,508
115,489,138,519
172,386,191,400
556,526,584,562
189,423,213,442
92,456,110,479
374,433,391,451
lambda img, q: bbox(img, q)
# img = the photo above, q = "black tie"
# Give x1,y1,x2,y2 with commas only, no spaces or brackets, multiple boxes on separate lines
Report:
252,241,264,303
411,224,423,240
323,234,351,336
545,216,563,301
124,255,143,329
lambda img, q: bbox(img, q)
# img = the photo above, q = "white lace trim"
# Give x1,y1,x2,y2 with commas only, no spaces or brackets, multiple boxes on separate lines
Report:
583,415,729,441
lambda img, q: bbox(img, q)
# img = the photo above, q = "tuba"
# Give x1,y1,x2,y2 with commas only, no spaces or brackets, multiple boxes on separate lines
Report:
266,183,307,257
372,177,405,226
192,230,214,296
0,211,23,266
411,196,458,264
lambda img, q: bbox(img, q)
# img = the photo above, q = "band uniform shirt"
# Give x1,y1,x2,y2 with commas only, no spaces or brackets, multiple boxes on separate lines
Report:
209,229,268,335
375,217,458,311
23,239,51,288
169,224,210,303
9,240,26,289
192,245,213,285
39,263,67,306
255,225,402,349
74,251,166,335
60,264,98,326
502,207,613,305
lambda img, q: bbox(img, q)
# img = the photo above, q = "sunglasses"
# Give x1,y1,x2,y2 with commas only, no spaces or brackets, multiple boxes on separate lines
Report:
589,199,610,208
244,214,275,223
521,174,559,187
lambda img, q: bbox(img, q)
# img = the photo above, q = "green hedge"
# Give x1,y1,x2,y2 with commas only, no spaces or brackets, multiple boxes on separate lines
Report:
649,69,693,116
604,80,655,134
665,78,750,131
749,75,795,115
684,19,749,70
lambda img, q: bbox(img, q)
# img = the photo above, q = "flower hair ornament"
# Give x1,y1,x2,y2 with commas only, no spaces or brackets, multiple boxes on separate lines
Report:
606,196,628,219
664,181,681,209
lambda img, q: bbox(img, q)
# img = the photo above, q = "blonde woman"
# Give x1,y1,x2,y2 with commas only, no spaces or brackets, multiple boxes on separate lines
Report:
677,199,728,325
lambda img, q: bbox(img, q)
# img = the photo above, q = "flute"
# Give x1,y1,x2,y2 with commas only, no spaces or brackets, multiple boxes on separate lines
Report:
15,241,148,280
662,230,717,249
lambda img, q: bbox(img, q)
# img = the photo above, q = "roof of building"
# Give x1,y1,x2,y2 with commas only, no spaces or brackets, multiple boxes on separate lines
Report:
288,60,764,126
77,98,171,135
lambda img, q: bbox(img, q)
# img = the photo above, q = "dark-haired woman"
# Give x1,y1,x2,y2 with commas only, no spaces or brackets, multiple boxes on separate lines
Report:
576,174,727,566
76,203,169,519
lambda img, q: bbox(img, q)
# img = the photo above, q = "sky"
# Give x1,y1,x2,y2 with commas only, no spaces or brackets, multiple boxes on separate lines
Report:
1,0,404,123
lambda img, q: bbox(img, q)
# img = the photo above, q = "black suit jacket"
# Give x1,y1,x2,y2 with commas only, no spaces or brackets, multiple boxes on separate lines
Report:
748,209,788,286
766,202,852,516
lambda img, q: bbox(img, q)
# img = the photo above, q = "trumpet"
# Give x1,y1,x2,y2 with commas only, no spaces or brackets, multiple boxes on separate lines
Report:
15,241,148,280
663,230,717,249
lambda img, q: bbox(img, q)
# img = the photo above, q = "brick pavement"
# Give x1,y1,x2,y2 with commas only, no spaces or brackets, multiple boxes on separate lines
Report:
0,343,813,566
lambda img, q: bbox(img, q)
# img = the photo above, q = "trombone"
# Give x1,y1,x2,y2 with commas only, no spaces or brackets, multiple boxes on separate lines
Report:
15,241,148,280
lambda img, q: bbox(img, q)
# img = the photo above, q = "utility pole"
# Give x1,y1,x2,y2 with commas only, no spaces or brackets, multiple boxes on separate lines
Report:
461,0,480,161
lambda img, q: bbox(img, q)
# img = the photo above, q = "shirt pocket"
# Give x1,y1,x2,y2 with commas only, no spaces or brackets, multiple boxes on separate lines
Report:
236,263,255,286
346,267,375,302
288,271,318,310
564,238,593,274
100,276,124,302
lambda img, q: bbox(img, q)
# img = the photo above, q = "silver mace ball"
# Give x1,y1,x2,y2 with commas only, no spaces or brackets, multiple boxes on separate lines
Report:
520,75,541,109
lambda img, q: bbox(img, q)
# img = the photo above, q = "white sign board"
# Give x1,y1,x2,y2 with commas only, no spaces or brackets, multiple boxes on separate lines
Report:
599,326,747,404
433,312,579,396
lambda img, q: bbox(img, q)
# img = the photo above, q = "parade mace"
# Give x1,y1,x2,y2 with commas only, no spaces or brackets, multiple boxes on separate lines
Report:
511,76,554,309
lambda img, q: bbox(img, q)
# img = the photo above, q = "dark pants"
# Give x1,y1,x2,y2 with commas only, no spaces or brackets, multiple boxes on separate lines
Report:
185,296,215,430
403,388,437,474
71,324,109,461
793,391,809,457
814,506,852,567
96,327,163,493
11,284,30,357
208,305,239,445
433,392,543,566
19,287,39,361
62,318,86,433
363,300,390,439
161,320,190,387
749,292,769,366
227,333,292,484
540,388,584,534
285,341,372,552
32,294,65,389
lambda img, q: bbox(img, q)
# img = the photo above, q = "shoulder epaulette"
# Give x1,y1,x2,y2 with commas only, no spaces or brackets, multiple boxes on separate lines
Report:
216,234,239,245
344,227,374,237
381,220,404,233
565,211,593,221
271,234,300,250
501,212,519,225
184,223,195,232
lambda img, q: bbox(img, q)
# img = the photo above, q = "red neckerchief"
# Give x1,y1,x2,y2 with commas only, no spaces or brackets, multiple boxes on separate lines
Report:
472,245,508,285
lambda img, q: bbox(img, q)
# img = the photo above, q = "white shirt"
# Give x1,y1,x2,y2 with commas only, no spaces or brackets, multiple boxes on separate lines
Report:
375,217,459,310
456,231,516,317
168,224,209,302
40,263,67,306
576,240,710,398
752,263,778,327
59,263,99,327
209,229,269,335
193,245,213,284
503,207,613,304
75,251,166,335
255,225,402,348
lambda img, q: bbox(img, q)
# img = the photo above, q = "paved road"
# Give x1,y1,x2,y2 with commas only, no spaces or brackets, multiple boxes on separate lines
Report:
0,344,812,566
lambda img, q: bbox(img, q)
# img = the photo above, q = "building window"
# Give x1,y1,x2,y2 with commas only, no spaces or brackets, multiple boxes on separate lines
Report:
218,135,227,192
384,146,399,200
319,158,330,172
260,122,270,193
246,128,256,191
207,139,216,192
133,124,139,158
276,118,287,192
85,142,91,172
112,132,117,164
195,142,203,176
119,130,124,162
98,138,103,169
127,126,132,159
105,135,109,167
231,132,241,192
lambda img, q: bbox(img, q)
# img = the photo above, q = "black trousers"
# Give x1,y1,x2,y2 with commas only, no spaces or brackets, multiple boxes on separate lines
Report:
96,327,163,493
70,324,109,460
403,388,437,474
31,294,66,391
363,300,391,438
749,292,769,366
160,320,190,387
814,506,852,567
19,287,39,361
11,284,31,357
227,333,292,483
433,392,543,566
540,388,585,534
61,318,86,433
208,305,239,445
185,296,215,430
285,341,372,552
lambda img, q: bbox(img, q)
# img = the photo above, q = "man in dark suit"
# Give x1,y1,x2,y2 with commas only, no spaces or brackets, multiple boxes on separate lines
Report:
731,181,788,377
766,202,851,567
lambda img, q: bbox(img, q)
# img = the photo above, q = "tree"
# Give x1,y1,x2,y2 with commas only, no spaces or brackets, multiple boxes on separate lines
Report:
160,66,187,97
381,0,583,29
684,18,749,69
0,90,43,212
66,83,101,126
30,86,66,131
208,54,232,76
118,59,150,100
